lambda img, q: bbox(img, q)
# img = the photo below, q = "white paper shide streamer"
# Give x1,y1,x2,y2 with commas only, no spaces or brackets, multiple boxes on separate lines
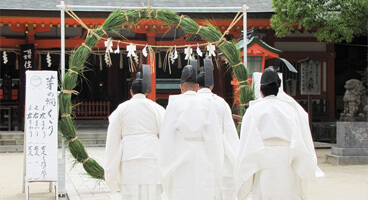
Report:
207,43,216,57
114,41,120,54
104,38,113,66
3,51,8,64
46,52,52,67
127,43,139,64
196,43,203,57
142,44,148,57
171,45,178,64
184,46,193,60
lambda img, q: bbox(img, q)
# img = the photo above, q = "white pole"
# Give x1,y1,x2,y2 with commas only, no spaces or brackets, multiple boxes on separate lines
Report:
243,5,248,70
58,0,66,197
61,1,65,81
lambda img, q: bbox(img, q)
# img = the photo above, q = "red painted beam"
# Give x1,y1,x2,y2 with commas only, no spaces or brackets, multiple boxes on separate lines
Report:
1,16,270,29
0,36,26,47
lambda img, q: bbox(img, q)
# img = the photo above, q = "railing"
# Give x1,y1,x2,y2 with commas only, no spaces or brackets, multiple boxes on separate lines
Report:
73,101,110,120
297,99,328,121
0,89,19,100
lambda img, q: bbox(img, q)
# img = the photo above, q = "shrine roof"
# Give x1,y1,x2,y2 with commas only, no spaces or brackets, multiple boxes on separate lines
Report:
0,0,273,13
237,28,282,55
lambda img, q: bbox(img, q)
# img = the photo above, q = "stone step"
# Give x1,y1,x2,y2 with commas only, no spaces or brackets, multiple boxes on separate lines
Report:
77,138,106,145
0,131,107,138
0,132,24,139
0,137,107,145
0,140,106,153
0,138,23,145
0,145,24,153
74,120,109,128
0,127,108,152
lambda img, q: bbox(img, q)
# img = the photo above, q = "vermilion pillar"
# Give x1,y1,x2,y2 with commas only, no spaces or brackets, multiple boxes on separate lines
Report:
146,53,156,101
146,32,157,101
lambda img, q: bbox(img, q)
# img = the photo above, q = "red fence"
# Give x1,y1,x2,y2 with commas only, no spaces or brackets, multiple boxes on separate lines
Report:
73,101,110,120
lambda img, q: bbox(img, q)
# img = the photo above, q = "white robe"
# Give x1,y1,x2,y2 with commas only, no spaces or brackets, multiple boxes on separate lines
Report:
198,88,239,200
235,95,324,200
105,94,165,200
159,91,224,200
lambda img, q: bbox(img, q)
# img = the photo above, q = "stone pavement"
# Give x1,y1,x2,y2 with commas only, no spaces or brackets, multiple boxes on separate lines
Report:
1,145,368,200
64,146,368,200
64,147,121,200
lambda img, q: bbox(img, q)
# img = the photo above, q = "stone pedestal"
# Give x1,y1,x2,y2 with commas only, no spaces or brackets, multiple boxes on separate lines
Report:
326,122,368,165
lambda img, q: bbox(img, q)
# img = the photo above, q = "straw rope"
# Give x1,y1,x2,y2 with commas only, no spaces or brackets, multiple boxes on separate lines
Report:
137,8,141,18
216,38,226,47
88,29,102,40
99,27,108,36
219,5,246,42
68,69,79,75
125,12,129,21
62,5,213,49
218,40,226,47
232,62,243,68
82,157,90,165
81,43,92,52
61,114,71,118
62,3,247,51
238,80,248,84
63,4,90,30
196,26,203,35
98,37,209,48
143,0,153,18
62,90,79,95
177,15,184,28
64,6,209,49
69,136,78,143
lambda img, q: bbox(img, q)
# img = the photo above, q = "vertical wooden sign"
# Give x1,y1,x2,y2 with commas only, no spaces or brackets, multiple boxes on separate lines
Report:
25,71,58,182
300,59,321,95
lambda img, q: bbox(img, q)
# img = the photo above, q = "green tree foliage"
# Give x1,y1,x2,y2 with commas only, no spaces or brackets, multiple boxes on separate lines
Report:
270,0,368,43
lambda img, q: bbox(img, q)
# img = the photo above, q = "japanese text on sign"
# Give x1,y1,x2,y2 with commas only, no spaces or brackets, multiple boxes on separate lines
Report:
25,71,58,181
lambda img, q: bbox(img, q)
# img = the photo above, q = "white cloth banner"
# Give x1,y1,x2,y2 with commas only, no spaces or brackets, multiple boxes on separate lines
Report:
25,70,58,181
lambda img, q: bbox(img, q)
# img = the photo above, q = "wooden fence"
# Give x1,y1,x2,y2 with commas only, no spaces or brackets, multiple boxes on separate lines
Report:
73,101,110,120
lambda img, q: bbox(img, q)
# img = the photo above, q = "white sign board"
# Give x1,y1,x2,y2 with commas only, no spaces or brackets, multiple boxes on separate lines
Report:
25,71,58,181
300,59,321,95
252,72,284,100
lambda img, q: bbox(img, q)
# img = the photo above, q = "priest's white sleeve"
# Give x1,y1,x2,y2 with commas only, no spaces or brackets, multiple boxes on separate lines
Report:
104,109,123,192
235,106,264,199
158,103,193,193
221,102,239,199
155,105,165,137
222,102,239,168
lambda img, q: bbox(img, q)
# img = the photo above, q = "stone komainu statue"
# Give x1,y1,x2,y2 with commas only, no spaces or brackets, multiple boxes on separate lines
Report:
340,79,368,121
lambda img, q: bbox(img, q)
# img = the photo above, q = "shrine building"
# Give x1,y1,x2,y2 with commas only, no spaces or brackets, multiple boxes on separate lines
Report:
0,0,337,131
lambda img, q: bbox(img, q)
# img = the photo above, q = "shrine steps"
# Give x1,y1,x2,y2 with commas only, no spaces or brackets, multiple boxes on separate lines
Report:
0,120,109,153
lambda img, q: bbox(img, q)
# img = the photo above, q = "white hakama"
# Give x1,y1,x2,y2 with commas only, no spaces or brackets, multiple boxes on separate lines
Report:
159,91,223,200
198,88,239,200
235,96,324,200
105,94,165,200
